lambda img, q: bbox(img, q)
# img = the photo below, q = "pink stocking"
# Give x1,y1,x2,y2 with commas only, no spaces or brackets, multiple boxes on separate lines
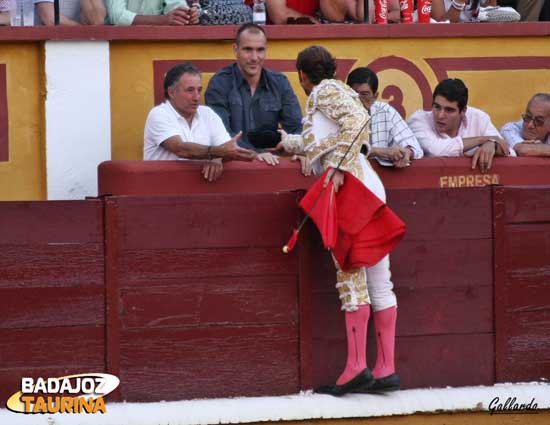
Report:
372,306,397,379
336,304,370,385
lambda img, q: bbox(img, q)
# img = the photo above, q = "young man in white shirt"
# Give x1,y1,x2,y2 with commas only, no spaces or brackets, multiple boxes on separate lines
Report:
144,63,256,182
408,78,513,173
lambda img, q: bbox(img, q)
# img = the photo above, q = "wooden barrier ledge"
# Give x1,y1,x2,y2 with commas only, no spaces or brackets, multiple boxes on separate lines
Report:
98,157,550,196
0,22,549,41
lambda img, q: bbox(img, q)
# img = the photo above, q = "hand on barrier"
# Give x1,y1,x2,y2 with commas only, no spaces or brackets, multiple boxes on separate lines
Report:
189,1,201,24
393,147,413,168
202,158,223,182
492,137,510,157
472,141,496,173
293,155,312,176
257,152,280,166
167,7,193,25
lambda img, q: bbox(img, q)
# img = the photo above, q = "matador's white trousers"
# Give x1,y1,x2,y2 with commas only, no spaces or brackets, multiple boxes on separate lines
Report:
334,155,397,312
335,255,397,312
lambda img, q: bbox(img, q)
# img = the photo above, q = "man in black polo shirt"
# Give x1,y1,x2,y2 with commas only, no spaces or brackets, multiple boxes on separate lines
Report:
205,23,305,169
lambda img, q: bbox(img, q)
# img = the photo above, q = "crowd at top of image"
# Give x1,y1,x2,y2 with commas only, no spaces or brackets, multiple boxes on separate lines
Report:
141,23,550,183
0,0,548,26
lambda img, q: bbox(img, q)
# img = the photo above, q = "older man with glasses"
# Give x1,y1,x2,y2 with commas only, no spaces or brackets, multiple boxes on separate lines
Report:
347,67,423,168
501,93,550,157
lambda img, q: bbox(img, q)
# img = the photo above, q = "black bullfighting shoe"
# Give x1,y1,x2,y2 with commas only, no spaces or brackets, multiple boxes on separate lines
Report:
315,368,374,396
352,373,400,393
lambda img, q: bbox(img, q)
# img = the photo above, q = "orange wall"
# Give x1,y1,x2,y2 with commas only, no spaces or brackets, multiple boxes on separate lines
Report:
1,35,548,199
110,37,550,160
0,43,45,200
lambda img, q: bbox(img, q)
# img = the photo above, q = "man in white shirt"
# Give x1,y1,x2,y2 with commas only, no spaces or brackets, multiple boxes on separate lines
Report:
34,0,106,25
500,93,550,157
346,67,423,167
408,78,512,173
144,62,256,182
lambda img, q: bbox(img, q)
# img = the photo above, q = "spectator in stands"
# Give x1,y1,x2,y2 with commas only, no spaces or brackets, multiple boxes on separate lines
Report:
541,0,550,21
517,0,545,21
431,0,497,22
501,93,550,156
205,23,308,172
319,0,401,23
0,0,11,25
265,0,319,24
35,0,106,25
408,78,513,173
144,63,256,182
347,67,423,167
106,0,199,26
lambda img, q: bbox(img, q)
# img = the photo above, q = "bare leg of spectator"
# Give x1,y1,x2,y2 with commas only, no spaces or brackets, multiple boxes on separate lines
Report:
516,0,544,21
80,0,107,25
0,12,9,26
320,0,400,23
35,3,81,25
0,0,10,25
320,0,352,21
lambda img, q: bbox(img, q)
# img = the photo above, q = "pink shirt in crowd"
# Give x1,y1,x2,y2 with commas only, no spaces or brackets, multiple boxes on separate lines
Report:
407,106,516,157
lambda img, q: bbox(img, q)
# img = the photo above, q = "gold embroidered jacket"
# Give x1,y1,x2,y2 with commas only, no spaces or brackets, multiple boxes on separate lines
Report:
282,79,370,178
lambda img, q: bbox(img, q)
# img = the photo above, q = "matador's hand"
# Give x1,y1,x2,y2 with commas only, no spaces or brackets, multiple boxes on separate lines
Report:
324,168,344,192
292,155,312,176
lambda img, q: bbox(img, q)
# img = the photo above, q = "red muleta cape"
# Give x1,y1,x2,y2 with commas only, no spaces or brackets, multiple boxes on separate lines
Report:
299,168,406,271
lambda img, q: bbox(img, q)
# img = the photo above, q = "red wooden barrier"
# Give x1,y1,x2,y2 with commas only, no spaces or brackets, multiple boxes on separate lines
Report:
0,201,105,404
98,157,550,196
103,194,306,401
494,186,550,383
311,187,495,389
2,163,550,403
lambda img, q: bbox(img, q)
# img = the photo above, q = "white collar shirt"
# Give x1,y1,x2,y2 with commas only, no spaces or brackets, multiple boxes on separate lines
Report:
144,101,230,160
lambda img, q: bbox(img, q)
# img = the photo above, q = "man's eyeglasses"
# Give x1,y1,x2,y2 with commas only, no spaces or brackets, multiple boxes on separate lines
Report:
356,91,375,101
522,114,547,127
